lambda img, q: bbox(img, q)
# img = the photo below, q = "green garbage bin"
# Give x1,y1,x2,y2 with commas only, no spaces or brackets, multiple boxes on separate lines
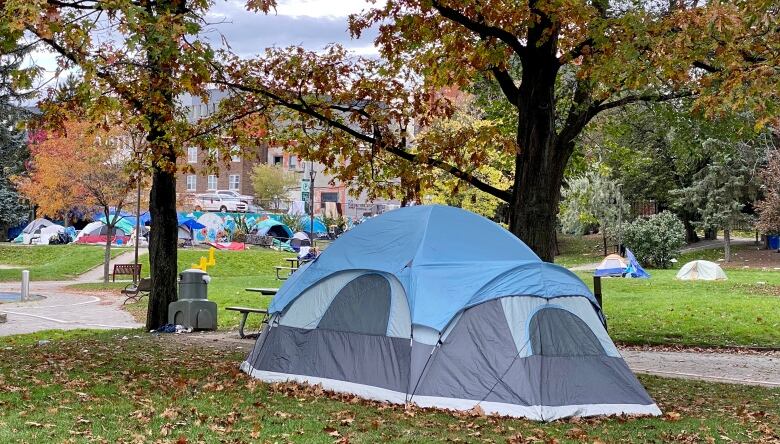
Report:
168,269,217,330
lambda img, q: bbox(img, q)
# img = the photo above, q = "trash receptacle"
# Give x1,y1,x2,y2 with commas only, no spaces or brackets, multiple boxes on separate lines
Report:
168,269,217,330
769,235,780,250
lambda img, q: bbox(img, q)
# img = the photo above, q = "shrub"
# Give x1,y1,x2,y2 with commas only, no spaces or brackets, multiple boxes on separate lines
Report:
623,211,686,268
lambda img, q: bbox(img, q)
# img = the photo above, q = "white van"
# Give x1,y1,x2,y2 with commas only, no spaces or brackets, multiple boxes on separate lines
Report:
193,194,248,212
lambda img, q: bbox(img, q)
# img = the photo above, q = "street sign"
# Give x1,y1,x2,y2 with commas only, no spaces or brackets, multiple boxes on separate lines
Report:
301,191,310,201
300,179,311,193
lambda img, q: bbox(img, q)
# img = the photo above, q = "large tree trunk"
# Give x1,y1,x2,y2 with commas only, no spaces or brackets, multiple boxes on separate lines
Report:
146,162,178,330
508,47,567,262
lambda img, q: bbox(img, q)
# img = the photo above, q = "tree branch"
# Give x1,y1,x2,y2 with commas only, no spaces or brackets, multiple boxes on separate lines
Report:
214,79,512,202
430,0,526,57
559,37,594,64
592,90,695,114
489,67,519,106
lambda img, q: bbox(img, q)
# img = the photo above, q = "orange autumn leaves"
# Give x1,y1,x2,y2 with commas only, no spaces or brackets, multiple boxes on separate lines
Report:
15,120,131,218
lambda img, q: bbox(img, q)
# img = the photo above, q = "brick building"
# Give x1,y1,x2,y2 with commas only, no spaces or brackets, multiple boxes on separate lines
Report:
175,90,400,215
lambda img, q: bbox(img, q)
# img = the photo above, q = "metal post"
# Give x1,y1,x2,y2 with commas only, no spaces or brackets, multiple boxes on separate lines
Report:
309,162,316,247
134,169,141,284
593,276,602,308
21,270,29,301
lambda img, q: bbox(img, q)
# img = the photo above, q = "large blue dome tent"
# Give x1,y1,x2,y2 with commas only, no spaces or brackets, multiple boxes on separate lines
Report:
242,205,659,421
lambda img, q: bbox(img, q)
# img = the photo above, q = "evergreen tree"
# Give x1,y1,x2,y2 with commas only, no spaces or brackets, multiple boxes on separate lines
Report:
0,46,33,239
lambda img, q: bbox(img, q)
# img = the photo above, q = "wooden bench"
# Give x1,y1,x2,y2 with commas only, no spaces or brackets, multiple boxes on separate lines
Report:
121,277,151,305
225,306,269,338
274,266,297,280
112,264,142,282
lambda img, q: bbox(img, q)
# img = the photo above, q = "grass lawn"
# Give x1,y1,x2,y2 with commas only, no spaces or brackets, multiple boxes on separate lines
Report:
68,248,289,331
0,244,128,282
0,332,777,443
583,269,780,348
554,234,606,267
65,245,780,348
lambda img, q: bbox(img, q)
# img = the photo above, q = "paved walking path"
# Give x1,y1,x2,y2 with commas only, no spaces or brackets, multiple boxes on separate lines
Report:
621,349,780,388
171,331,780,388
0,249,145,336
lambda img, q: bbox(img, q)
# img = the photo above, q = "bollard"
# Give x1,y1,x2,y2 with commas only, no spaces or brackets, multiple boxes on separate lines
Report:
21,270,30,301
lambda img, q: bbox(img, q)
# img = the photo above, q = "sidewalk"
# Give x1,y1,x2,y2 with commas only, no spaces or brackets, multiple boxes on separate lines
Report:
0,249,145,336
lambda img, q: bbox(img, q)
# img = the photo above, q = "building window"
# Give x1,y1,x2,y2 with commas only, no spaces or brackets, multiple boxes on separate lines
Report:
231,147,240,162
207,175,217,191
289,155,297,170
229,174,240,190
186,175,196,191
273,155,283,166
187,147,197,163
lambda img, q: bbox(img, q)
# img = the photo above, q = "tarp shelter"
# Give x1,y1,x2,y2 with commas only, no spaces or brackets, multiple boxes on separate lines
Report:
98,215,135,235
38,224,65,245
243,205,660,421
255,219,293,240
594,254,628,277
624,248,650,279
676,260,727,281
177,215,206,242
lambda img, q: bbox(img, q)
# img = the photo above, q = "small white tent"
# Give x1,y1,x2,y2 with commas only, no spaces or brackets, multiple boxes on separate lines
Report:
676,260,727,281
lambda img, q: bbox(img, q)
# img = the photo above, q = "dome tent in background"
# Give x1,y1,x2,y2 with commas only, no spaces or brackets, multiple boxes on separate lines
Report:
242,205,660,421
676,260,727,281
594,254,628,277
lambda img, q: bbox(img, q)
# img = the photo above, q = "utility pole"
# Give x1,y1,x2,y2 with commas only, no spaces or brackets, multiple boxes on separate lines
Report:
308,161,316,246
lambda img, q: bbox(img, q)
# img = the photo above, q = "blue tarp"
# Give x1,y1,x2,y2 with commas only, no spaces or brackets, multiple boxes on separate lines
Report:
178,215,205,230
624,248,650,279
268,205,597,332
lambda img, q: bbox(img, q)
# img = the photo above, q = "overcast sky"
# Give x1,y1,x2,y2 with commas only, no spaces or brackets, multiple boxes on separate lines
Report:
28,0,381,98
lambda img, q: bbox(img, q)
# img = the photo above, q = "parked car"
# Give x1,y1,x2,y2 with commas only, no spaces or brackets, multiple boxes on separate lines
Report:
216,190,254,204
193,194,248,212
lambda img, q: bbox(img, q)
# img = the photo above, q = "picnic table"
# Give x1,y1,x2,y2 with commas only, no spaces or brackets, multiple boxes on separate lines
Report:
245,287,278,295
224,287,279,338
274,266,297,280
285,257,301,268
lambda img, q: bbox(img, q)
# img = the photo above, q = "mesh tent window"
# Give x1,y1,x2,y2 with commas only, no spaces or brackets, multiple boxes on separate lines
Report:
528,307,605,356
317,273,391,335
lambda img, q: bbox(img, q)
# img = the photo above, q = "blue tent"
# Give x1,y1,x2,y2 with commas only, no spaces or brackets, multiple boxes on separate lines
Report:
298,216,328,235
255,218,293,239
624,248,650,279
244,205,658,420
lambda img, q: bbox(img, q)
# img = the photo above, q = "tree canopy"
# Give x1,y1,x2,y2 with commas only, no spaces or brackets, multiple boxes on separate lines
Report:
210,0,780,261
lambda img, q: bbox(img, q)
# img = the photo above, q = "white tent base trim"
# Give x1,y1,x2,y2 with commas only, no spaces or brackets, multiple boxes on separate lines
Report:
241,363,662,421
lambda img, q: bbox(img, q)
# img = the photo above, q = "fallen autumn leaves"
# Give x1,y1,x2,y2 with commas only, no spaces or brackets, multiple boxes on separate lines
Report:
0,332,778,443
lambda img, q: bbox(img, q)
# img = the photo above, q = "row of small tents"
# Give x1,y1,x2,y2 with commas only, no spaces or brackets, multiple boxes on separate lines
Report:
12,213,322,248
596,252,727,280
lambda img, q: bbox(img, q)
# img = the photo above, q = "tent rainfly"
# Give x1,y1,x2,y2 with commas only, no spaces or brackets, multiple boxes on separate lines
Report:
242,205,660,421
676,260,727,281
